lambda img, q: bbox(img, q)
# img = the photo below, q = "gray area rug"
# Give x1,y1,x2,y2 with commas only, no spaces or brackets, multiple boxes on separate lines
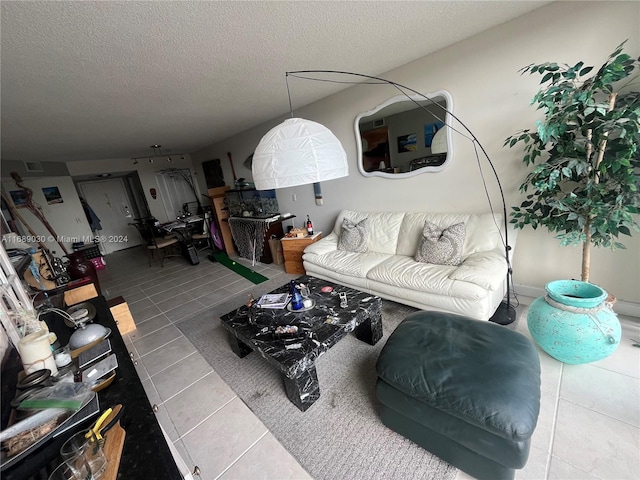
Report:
177,274,459,480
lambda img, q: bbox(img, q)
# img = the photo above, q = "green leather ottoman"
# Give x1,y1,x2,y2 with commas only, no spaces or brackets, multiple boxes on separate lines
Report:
376,311,541,480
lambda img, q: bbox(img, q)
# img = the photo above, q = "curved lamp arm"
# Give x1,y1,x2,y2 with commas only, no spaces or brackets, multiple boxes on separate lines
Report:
286,70,515,323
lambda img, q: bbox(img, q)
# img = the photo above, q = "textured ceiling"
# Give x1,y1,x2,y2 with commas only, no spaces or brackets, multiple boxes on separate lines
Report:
1,1,549,163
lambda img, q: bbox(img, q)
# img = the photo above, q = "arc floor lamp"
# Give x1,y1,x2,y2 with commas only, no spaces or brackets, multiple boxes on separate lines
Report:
252,70,515,325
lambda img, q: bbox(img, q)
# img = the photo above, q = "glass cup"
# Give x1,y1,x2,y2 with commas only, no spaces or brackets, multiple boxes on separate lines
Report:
53,344,72,368
298,284,314,308
60,431,107,478
48,455,93,480
299,284,310,299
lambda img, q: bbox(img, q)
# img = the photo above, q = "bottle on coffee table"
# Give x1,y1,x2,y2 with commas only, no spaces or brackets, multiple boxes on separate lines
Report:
290,281,304,310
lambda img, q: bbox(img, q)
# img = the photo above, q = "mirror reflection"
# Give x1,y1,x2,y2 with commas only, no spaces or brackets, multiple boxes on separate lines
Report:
355,91,452,178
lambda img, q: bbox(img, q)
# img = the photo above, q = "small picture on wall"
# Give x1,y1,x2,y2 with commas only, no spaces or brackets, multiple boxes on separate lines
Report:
397,133,417,153
424,121,445,147
42,186,63,204
9,190,28,208
202,159,225,188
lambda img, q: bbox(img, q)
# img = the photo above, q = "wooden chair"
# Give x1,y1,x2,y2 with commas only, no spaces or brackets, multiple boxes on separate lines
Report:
191,212,212,253
131,222,180,267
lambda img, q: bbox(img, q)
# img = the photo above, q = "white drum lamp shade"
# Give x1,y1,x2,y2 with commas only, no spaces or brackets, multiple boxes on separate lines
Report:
252,118,348,190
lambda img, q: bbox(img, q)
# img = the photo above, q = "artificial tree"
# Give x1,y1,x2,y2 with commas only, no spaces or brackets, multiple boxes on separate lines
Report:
505,41,640,283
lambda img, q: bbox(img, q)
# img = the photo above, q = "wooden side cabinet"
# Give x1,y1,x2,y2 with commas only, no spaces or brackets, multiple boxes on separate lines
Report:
281,232,322,274
107,296,137,335
208,186,237,257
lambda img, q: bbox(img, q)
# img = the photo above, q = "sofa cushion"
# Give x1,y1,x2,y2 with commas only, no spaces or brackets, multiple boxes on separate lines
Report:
415,221,465,265
333,210,404,254
309,250,389,278
463,213,505,256
396,212,503,258
396,213,466,257
366,255,487,299
338,217,369,253
449,251,508,291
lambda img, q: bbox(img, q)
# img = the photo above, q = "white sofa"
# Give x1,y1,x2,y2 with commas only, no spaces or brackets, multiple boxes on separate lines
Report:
302,210,515,321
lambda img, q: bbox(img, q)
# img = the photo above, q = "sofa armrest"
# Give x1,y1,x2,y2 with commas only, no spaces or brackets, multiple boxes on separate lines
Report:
449,250,508,291
303,232,339,256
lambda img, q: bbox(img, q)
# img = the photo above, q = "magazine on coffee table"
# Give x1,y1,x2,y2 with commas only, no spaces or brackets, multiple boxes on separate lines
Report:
256,293,291,309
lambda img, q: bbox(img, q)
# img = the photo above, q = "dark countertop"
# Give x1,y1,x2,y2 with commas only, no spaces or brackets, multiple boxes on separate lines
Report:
1,296,183,480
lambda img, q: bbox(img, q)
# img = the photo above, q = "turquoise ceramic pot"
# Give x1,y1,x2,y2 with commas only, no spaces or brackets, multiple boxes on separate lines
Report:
527,280,621,365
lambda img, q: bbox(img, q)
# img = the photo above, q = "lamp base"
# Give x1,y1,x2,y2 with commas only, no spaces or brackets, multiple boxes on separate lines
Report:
489,301,516,326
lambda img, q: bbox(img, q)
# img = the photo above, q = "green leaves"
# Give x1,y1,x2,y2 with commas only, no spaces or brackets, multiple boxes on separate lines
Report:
579,66,594,76
505,40,640,265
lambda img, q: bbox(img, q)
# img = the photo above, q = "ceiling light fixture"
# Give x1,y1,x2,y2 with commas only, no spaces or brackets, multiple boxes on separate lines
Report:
131,144,187,165
252,70,515,325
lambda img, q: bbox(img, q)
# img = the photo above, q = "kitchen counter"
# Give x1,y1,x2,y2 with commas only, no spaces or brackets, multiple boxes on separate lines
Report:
1,296,183,479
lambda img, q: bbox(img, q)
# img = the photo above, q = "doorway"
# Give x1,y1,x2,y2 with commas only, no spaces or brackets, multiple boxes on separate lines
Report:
76,178,142,254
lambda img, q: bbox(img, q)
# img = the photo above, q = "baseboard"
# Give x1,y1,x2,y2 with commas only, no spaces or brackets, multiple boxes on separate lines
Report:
513,283,640,319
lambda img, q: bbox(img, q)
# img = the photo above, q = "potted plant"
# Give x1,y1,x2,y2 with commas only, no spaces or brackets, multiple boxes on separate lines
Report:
504,41,639,364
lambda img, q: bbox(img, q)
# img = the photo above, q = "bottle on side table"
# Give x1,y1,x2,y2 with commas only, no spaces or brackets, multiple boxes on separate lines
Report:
306,215,314,235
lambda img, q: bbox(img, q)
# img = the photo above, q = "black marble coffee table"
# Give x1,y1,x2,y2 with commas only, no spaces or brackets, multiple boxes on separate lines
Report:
220,275,383,411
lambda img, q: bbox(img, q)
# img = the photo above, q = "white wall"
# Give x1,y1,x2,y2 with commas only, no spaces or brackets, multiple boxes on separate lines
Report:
66,155,200,224
192,1,640,306
1,175,94,254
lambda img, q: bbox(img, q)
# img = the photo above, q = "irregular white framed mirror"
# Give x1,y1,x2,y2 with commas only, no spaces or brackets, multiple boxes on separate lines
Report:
355,91,453,178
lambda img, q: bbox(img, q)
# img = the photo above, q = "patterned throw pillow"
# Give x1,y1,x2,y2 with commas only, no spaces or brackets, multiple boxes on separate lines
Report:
337,218,369,253
415,221,466,265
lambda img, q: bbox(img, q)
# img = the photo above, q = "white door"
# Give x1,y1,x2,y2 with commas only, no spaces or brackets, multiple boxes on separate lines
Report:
78,179,141,254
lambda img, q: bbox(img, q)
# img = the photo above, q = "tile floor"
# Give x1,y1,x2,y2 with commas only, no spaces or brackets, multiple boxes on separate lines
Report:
97,246,640,480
